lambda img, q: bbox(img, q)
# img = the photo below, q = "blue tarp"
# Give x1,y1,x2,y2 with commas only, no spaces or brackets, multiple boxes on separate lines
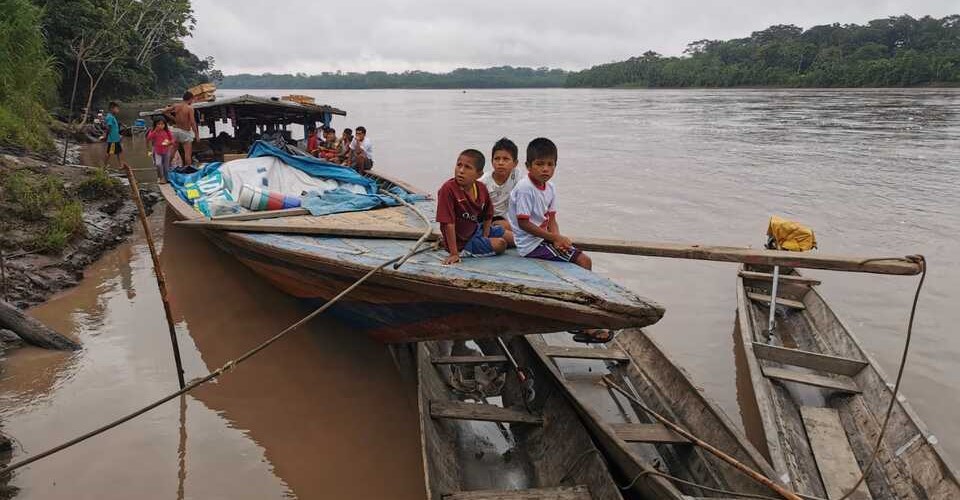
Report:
168,140,425,217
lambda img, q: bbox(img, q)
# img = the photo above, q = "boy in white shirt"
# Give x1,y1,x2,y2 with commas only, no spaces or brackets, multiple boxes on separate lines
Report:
507,137,611,343
478,137,520,246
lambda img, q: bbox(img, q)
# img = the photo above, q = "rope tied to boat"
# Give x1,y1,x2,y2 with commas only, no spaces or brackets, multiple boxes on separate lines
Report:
0,184,436,479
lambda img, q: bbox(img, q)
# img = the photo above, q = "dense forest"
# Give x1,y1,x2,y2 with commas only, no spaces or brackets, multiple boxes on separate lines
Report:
221,67,568,89
0,0,217,151
567,15,960,87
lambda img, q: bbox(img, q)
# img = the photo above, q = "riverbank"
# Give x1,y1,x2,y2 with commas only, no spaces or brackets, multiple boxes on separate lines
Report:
0,152,160,310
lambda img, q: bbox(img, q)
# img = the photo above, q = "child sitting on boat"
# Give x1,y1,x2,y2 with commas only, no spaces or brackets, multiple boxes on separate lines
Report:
479,137,520,246
508,137,611,343
437,149,512,265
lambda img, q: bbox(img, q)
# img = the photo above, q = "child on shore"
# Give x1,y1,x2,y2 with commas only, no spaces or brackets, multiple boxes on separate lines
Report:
100,102,123,169
436,149,511,265
508,137,611,343
479,137,520,246
145,118,174,183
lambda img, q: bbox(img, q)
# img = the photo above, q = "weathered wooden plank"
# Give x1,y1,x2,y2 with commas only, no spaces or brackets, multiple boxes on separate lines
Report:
753,342,867,377
800,407,873,500
430,400,543,424
444,485,591,500
212,207,310,221
573,239,922,275
430,355,508,365
762,366,860,394
610,423,691,444
747,293,806,310
738,270,821,286
541,345,629,362
176,217,441,240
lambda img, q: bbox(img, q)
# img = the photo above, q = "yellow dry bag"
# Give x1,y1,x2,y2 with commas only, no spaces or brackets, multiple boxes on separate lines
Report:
767,215,816,252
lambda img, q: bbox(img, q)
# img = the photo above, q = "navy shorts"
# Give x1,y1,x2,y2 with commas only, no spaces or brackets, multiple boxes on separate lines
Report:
526,241,581,262
462,225,505,257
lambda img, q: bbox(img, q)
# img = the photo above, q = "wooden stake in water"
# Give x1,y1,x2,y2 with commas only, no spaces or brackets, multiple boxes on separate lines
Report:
122,163,186,389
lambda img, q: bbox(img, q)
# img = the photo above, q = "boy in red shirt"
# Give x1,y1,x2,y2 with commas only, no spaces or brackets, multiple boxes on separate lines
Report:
436,149,512,265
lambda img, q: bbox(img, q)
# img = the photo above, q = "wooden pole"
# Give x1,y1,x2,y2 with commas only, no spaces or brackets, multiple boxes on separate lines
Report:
123,163,186,389
172,219,922,276
602,375,802,500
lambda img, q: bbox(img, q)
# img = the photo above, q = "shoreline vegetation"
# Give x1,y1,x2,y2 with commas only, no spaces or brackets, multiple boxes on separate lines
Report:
221,14,960,90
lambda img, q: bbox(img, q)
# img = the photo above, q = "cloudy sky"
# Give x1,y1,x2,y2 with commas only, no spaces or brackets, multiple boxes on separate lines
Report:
186,0,957,75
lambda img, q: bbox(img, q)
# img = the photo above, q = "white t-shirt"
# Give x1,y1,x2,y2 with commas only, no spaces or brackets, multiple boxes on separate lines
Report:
350,137,374,160
507,175,557,256
479,168,520,218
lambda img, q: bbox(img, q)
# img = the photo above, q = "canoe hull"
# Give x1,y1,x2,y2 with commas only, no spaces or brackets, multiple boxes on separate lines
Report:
736,264,960,498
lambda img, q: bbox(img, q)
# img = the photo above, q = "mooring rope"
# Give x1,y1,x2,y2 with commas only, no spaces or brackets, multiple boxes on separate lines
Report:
0,187,435,478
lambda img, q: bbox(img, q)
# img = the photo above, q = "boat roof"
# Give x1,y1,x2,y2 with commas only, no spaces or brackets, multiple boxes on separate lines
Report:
139,94,347,119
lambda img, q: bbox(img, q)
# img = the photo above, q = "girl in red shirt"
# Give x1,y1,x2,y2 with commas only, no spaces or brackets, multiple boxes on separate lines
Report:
146,119,175,183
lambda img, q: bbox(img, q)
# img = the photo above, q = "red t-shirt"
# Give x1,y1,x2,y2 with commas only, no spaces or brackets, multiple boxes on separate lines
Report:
146,129,173,155
307,133,318,153
436,178,493,252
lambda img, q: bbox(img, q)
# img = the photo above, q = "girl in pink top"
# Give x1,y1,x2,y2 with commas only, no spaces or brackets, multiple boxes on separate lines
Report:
146,118,175,183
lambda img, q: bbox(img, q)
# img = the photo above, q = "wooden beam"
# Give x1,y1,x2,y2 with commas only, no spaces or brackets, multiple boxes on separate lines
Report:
753,342,867,377
761,366,860,394
800,407,873,499
610,423,691,444
0,300,80,350
212,207,309,221
747,293,806,310
431,355,508,365
444,485,591,500
738,270,821,286
540,345,629,362
175,218,442,240
430,400,542,424
172,217,922,276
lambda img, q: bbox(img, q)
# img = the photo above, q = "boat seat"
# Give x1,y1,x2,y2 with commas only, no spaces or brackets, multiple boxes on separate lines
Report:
738,270,821,286
431,355,508,365
429,400,542,425
800,407,874,499
747,293,806,310
753,342,868,377
541,345,629,362
761,366,860,394
444,485,592,499
610,423,690,444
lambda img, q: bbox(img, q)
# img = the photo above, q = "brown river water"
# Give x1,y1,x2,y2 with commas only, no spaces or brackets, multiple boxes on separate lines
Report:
1,88,958,498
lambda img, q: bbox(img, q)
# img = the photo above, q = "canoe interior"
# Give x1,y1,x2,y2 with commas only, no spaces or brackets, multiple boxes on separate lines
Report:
526,329,778,499
409,339,623,500
159,183,663,342
737,264,960,499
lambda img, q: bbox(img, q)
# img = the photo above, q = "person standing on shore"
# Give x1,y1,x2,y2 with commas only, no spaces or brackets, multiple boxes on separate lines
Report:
100,102,123,169
163,91,199,167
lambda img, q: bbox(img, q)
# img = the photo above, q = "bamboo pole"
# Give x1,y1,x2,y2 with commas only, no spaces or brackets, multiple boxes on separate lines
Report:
172,218,921,276
123,163,186,389
602,375,802,500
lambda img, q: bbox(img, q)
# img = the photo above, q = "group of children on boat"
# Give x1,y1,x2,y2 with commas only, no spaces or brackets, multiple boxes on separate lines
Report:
306,125,374,171
437,137,611,343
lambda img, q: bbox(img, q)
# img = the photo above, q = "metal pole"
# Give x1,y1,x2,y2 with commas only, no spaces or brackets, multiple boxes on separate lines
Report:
122,163,186,388
767,264,780,337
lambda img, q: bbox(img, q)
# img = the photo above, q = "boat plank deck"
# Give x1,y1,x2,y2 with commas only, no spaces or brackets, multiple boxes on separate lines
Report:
445,485,592,499
801,407,873,500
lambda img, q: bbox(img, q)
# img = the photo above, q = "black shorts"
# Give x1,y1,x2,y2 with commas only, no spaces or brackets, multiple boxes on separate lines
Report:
106,141,123,155
492,215,506,222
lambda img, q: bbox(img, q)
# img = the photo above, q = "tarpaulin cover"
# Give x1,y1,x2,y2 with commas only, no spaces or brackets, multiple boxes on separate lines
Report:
767,215,817,251
168,140,425,217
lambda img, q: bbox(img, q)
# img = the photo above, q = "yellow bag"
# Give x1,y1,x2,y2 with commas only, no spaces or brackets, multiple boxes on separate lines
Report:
767,216,816,251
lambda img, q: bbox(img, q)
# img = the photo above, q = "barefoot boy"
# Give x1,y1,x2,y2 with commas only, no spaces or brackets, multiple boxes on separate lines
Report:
100,102,123,169
437,149,511,265
479,137,520,246
508,137,611,343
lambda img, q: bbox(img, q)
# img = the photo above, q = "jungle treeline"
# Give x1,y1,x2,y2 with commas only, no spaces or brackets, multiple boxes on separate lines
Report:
221,66,569,89
567,15,960,88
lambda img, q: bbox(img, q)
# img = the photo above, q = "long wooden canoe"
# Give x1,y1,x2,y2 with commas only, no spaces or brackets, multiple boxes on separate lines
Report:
526,329,781,499
736,264,960,498
158,172,663,343
394,339,624,500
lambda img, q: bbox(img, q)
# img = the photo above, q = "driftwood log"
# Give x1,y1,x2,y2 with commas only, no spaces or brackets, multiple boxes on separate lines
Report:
0,301,80,351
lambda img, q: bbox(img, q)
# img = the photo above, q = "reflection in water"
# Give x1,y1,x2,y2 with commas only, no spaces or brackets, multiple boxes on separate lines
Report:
0,206,426,499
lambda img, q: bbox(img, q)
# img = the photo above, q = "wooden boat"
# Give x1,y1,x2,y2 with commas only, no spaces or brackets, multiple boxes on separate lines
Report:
736,264,960,498
525,329,780,499
159,175,663,343
398,338,624,499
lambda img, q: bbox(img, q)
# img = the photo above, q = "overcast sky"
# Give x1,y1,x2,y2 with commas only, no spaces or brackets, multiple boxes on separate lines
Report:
186,0,958,75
